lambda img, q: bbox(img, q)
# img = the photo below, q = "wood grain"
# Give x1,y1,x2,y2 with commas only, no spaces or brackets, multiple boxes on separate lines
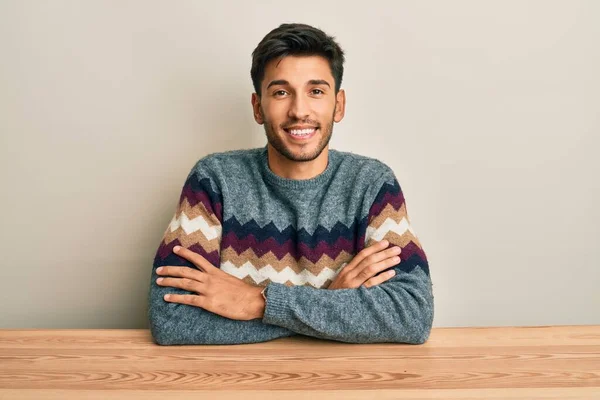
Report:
0,326,599,399
2,388,600,400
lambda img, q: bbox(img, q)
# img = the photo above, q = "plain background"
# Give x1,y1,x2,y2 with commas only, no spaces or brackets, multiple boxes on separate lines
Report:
1,1,598,329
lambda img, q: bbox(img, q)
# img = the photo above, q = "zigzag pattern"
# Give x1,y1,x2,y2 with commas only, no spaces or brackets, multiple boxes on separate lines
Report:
220,247,353,273
180,173,223,221
156,241,220,268
160,191,222,258
370,181,405,216
365,179,429,275
168,212,222,241
221,231,357,263
366,217,415,242
153,171,430,289
222,217,363,245
220,260,345,288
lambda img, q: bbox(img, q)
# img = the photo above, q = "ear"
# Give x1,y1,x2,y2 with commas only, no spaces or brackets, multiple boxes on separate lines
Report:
251,93,264,125
334,89,346,123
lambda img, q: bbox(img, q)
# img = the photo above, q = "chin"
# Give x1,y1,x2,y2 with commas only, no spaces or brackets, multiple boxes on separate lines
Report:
266,124,331,163
283,145,326,162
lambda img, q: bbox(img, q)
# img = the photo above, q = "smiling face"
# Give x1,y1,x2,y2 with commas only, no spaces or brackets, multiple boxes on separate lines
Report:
251,55,346,164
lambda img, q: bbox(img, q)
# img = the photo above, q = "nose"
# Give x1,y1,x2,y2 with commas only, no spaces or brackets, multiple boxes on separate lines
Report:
288,94,310,120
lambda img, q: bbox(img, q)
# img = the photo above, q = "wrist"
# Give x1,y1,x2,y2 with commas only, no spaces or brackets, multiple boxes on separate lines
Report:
246,286,266,320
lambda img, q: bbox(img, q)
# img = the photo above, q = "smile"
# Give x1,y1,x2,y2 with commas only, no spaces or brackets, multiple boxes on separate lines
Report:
284,127,318,140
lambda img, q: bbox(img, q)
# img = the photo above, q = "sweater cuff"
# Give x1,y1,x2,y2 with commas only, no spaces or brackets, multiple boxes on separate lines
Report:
262,282,293,326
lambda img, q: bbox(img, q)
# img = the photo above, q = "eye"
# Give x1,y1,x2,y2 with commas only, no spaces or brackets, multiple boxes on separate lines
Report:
273,90,287,97
311,89,324,95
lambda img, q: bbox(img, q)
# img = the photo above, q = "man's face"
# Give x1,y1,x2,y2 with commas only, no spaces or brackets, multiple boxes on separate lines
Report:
251,55,345,162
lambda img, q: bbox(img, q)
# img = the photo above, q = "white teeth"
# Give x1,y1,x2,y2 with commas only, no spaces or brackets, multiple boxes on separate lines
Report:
289,128,316,136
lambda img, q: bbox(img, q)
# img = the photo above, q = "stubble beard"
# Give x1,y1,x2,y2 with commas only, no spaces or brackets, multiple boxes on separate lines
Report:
261,108,335,162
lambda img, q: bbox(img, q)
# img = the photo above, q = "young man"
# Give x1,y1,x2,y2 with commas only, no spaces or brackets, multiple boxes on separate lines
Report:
148,23,434,345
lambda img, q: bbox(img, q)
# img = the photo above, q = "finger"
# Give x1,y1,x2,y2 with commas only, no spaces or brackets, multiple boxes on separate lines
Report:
356,246,402,270
173,245,217,273
156,266,204,282
354,255,401,282
156,276,203,293
163,293,205,308
363,269,397,289
347,240,389,270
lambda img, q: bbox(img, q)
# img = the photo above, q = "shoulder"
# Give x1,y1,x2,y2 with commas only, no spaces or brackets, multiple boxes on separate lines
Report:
180,148,262,198
331,149,396,186
330,150,403,216
187,147,262,179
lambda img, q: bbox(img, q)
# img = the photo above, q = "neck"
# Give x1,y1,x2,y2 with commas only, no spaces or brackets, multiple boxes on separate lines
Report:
266,144,329,180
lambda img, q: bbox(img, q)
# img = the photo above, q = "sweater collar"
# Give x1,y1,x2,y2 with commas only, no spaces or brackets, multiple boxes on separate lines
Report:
259,146,336,190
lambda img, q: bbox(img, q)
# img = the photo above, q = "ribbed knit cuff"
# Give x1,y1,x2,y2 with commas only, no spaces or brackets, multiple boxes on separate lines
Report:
262,282,293,326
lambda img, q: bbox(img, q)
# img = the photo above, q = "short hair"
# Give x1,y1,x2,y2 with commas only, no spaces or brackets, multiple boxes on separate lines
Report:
251,23,345,97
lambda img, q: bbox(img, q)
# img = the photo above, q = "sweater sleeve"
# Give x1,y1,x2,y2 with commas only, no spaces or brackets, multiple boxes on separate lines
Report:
261,170,434,344
147,162,296,345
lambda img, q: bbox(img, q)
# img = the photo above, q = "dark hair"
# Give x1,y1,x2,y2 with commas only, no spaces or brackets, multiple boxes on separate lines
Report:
251,23,345,97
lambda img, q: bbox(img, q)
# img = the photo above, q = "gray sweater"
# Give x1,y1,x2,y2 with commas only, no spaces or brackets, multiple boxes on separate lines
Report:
148,146,434,344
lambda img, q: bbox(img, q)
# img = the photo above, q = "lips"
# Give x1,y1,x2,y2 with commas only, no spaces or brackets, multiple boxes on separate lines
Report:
284,127,318,140
286,127,316,135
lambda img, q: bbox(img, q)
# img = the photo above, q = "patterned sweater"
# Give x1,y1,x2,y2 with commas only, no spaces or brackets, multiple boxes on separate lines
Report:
148,146,434,345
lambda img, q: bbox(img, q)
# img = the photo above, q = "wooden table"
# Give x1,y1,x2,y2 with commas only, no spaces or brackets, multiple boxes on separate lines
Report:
0,326,599,399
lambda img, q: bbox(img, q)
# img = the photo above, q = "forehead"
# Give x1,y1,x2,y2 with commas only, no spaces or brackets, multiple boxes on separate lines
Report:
263,55,334,87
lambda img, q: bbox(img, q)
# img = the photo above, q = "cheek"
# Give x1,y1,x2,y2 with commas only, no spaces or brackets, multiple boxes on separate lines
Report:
264,104,288,125
313,101,335,116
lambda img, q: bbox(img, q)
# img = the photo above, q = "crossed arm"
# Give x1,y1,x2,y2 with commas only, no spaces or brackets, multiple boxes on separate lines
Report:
148,243,433,345
148,165,433,345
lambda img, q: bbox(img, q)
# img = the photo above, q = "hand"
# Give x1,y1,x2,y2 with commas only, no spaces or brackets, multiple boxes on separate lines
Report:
156,246,265,321
328,240,401,290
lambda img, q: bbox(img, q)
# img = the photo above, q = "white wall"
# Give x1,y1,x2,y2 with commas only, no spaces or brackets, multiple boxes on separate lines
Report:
1,0,598,328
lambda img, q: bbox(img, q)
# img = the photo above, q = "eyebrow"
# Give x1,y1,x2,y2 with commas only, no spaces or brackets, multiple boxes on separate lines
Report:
266,79,331,89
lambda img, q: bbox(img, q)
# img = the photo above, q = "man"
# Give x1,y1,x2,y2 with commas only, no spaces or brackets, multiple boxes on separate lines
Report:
148,23,434,345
